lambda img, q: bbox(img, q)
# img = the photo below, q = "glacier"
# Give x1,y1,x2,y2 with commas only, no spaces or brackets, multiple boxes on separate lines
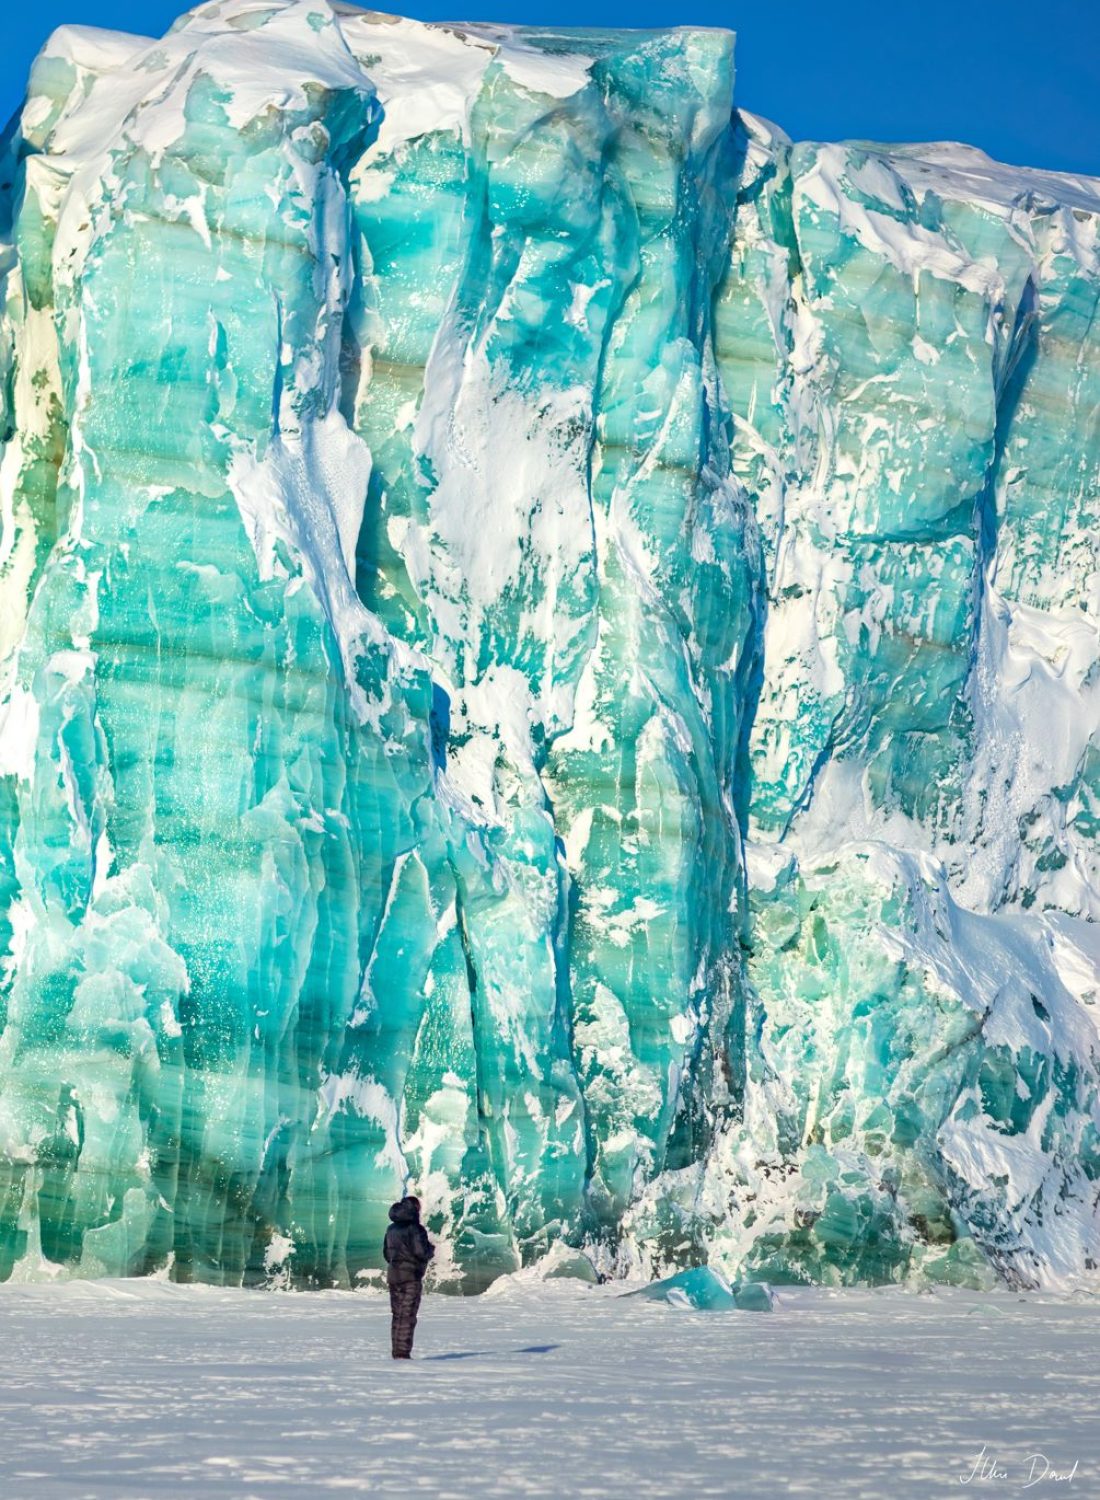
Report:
0,0,1096,1292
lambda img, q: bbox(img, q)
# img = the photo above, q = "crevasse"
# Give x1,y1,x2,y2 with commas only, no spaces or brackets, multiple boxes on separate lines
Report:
0,1,1096,1291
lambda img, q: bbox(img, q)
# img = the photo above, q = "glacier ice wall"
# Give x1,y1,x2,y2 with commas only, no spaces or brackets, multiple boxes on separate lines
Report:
0,0,1096,1291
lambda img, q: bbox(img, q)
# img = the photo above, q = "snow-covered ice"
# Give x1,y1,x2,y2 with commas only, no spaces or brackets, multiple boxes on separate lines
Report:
0,0,1098,1296
0,1279,1097,1498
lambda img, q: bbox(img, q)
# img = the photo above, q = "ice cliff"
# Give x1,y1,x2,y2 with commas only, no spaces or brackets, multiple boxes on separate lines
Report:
0,0,1096,1291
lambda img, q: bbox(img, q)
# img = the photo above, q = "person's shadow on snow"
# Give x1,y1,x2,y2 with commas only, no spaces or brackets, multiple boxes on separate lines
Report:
420,1344,561,1361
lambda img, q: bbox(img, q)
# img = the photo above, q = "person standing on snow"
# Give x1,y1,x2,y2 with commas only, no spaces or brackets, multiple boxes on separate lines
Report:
383,1196,435,1359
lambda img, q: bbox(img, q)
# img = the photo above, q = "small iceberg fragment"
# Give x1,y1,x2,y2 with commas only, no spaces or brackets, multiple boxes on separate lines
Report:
543,1252,601,1285
730,1281,775,1313
631,1267,774,1311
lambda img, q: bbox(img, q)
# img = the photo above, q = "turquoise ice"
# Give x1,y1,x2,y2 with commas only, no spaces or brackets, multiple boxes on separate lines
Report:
0,1,1096,1291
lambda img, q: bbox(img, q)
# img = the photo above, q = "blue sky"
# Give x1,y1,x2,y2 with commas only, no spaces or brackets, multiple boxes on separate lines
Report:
5,0,1099,175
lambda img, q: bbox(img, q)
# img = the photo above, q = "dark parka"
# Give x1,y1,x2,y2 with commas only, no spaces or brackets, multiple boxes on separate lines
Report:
383,1198,434,1284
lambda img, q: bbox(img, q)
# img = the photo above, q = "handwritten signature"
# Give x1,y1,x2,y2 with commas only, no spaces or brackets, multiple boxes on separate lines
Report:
960,1447,1079,1487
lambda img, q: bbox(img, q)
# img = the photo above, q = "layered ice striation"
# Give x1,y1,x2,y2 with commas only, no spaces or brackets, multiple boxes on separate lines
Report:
0,0,1095,1291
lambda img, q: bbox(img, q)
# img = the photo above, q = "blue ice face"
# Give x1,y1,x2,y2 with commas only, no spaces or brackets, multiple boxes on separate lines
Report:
0,2,1095,1292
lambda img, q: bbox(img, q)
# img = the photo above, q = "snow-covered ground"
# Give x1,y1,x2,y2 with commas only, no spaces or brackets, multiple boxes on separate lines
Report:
0,1280,1096,1498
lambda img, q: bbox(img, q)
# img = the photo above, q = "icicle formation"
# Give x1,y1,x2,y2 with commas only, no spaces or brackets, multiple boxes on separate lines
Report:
0,1,1096,1291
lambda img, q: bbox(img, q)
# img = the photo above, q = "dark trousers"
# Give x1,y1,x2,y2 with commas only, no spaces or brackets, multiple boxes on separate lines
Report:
389,1277,422,1357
